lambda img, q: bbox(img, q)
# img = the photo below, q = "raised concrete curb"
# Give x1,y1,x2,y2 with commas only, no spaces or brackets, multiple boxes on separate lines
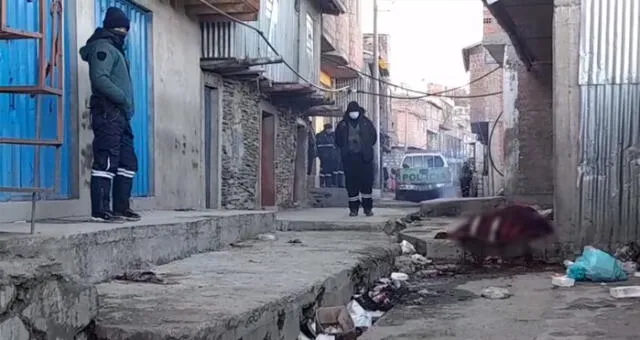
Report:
420,196,506,217
0,210,274,283
93,231,399,340
276,207,417,232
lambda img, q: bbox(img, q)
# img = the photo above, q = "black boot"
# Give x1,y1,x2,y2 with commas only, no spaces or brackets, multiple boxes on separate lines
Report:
113,175,141,221
348,200,360,217
362,197,374,216
90,177,123,223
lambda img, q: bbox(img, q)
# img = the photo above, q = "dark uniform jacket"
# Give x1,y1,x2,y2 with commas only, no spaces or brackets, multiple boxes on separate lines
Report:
79,28,134,118
335,112,377,164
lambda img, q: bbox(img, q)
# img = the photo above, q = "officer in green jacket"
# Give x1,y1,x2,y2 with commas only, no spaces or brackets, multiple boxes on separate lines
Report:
79,7,140,223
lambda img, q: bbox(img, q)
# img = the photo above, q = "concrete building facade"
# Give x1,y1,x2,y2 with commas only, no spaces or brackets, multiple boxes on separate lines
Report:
0,0,347,222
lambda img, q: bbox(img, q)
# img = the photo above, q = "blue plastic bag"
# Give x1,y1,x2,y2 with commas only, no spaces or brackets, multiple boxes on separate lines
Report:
566,246,628,282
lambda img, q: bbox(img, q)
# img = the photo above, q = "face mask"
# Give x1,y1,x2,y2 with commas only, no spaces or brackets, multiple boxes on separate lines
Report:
349,111,360,119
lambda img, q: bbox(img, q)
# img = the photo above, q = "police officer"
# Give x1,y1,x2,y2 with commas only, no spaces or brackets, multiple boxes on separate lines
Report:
79,7,140,223
316,123,337,187
335,101,378,216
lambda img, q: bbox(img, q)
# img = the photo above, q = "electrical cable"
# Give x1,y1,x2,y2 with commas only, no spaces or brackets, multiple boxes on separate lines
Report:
332,60,501,97
197,0,350,93
354,89,503,100
488,111,504,177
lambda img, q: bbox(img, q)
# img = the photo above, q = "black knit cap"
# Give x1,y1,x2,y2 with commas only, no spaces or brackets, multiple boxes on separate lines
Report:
346,101,364,114
103,7,130,30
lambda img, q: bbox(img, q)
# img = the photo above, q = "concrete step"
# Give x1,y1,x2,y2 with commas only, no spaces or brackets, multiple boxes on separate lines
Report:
0,210,274,283
93,231,399,340
276,207,417,232
398,217,467,262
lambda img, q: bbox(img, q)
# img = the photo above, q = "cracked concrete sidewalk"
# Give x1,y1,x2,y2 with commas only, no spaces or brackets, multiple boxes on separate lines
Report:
362,272,640,340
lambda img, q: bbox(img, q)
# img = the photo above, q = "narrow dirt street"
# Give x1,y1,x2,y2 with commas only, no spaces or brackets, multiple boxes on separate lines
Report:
363,267,640,340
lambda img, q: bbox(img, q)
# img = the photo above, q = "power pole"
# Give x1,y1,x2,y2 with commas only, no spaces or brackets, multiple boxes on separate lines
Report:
372,0,382,193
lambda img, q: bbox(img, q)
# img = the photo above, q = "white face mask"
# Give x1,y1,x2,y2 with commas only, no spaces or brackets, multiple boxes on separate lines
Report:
349,111,360,119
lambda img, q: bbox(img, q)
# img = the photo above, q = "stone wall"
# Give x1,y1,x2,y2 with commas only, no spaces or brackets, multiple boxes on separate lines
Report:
220,79,261,209
275,112,298,208
0,260,97,340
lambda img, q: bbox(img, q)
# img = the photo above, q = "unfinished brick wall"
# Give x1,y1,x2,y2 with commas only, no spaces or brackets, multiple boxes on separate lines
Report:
497,1,554,204
467,42,505,193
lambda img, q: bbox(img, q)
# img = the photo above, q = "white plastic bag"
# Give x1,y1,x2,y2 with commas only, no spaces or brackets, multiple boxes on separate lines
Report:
400,240,416,255
347,300,372,328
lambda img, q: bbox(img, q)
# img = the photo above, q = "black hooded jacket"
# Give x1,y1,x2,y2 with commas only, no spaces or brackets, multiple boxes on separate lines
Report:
335,102,377,164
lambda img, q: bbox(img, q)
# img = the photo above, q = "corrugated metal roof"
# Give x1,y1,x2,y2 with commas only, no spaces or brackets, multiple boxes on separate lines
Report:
579,0,640,85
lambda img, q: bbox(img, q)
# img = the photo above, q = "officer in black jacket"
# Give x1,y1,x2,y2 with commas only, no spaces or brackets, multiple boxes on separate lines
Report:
79,7,140,223
335,101,378,216
315,123,337,187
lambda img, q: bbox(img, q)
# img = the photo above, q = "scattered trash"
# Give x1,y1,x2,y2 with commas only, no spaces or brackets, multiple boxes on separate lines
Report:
563,260,574,268
551,274,575,287
621,261,638,275
418,289,439,296
610,286,640,299
257,233,277,241
566,246,628,282
538,208,553,218
410,254,431,265
390,272,409,282
614,242,640,263
114,270,169,284
288,238,303,244
481,287,511,299
400,240,416,255
346,300,372,328
315,306,358,340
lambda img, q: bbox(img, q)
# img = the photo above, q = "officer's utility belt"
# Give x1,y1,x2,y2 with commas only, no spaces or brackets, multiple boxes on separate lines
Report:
317,144,335,149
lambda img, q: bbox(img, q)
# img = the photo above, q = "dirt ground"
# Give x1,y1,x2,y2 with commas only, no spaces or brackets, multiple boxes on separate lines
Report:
362,265,640,340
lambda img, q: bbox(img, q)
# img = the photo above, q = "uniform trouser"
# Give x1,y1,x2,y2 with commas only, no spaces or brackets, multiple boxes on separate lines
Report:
90,104,138,215
333,155,345,188
460,178,471,197
344,156,374,212
319,157,335,187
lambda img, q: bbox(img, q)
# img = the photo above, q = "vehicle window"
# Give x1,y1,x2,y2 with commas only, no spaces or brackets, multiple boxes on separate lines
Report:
402,157,412,168
433,156,445,167
412,156,425,168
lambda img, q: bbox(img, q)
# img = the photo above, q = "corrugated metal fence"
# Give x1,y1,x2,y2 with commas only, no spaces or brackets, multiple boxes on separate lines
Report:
0,0,73,201
577,0,640,247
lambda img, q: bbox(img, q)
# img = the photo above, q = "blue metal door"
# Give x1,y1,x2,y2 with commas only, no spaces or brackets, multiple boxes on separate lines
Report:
95,0,153,197
0,0,74,201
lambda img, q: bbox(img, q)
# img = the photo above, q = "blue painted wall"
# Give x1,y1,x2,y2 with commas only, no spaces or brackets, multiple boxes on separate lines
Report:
0,0,74,201
94,0,153,197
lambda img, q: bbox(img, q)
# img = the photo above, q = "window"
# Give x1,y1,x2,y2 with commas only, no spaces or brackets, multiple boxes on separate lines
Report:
483,17,492,24
306,13,314,57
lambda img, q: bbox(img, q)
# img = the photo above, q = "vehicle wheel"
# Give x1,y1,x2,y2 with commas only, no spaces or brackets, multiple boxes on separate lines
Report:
395,190,406,201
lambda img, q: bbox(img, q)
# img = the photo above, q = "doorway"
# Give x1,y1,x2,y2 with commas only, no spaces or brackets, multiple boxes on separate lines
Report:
261,112,276,207
204,86,220,209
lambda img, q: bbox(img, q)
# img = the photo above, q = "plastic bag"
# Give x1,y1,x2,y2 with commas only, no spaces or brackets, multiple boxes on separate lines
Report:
566,246,628,282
